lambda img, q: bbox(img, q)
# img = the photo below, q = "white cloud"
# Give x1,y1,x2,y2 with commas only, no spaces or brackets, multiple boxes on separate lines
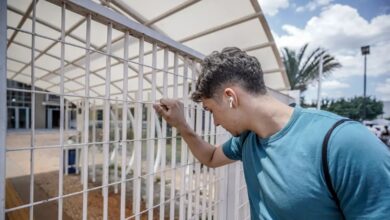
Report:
322,80,350,89
305,81,346,104
258,0,289,16
375,78,390,101
274,4,390,79
296,0,333,12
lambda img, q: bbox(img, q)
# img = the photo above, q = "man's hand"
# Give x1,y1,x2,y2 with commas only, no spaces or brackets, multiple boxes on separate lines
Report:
153,98,235,168
153,98,188,130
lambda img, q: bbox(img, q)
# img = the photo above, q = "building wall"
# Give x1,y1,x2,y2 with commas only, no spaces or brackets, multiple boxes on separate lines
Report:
35,93,46,129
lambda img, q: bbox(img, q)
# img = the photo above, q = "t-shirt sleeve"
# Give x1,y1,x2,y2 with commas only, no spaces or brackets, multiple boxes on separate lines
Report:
222,131,250,161
328,121,390,219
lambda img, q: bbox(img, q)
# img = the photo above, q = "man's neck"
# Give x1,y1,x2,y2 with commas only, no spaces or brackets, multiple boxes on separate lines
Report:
245,95,294,139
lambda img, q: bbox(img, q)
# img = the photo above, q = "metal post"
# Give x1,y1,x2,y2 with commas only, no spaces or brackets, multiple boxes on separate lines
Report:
58,2,66,220
159,48,169,220
0,0,7,219
169,52,179,220
82,13,91,220
114,98,119,194
187,63,196,219
103,22,112,220
361,45,370,120
194,101,202,220
363,54,367,119
120,30,129,220
179,57,189,220
92,100,96,182
29,1,37,219
133,37,144,220
202,112,210,220
146,42,157,220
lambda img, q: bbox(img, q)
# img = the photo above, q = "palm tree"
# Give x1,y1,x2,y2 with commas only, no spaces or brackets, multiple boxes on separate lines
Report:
282,43,342,93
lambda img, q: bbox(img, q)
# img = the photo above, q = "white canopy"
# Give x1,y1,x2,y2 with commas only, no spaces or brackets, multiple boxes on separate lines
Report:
6,0,290,104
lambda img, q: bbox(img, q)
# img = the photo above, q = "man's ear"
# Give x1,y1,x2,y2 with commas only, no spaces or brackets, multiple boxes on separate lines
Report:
224,88,238,108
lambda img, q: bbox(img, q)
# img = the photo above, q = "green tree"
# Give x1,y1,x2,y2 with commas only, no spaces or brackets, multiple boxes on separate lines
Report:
309,96,383,120
282,43,342,93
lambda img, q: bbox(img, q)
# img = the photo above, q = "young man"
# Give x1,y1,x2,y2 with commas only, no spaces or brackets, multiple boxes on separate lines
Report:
153,47,390,219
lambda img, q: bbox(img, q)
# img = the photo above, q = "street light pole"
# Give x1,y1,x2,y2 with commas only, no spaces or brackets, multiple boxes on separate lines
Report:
361,45,370,120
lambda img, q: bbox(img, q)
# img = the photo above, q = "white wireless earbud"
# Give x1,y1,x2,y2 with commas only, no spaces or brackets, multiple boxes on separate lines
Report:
229,97,233,108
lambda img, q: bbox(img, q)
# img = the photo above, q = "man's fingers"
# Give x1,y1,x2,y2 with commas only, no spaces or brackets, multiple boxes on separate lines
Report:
153,103,168,117
160,98,176,107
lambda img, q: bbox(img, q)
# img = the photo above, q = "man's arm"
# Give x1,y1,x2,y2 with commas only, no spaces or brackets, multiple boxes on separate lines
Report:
153,98,235,168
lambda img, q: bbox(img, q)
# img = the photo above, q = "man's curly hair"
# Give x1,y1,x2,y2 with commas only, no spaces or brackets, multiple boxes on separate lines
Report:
191,47,267,103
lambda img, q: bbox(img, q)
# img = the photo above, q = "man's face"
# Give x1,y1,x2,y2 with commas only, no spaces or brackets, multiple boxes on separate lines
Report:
201,97,241,137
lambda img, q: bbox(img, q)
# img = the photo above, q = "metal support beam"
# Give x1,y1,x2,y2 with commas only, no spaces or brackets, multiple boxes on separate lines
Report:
0,0,7,219
179,12,263,43
145,0,201,26
243,42,274,52
47,0,205,61
250,0,290,90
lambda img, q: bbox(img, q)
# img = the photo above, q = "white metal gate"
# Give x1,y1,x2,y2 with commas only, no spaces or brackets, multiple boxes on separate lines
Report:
1,0,236,219
1,1,296,219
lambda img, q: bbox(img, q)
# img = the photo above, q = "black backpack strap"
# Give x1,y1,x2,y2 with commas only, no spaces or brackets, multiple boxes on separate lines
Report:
322,118,353,219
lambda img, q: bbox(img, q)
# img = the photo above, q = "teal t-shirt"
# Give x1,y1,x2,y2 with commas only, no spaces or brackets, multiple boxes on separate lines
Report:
222,106,390,219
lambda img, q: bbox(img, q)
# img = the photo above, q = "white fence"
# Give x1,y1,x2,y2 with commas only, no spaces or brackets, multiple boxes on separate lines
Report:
1,1,295,219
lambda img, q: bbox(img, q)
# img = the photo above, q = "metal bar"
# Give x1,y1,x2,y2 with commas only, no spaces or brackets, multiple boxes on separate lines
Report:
194,103,202,220
108,0,170,36
179,58,189,220
145,0,201,26
263,68,285,74
187,63,196,219
159,48,169,220
6,132,228,153
169,52,179,220
47,0,205,61
133,37,144,220
29,1,37,219
201,112,210,220
146,42,157,220
120,30,129,220
65,100,69,176
92,100,96,182
179,12,262,43
102,22,112,220
243,42,274,52
82,13,92,220
58,3,66,220
209,118,216,220
114,99,119,194
0,0,7,218
76,101,81,175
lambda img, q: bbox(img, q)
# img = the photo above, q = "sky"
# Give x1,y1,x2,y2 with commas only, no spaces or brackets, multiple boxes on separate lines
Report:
258,0,390,103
